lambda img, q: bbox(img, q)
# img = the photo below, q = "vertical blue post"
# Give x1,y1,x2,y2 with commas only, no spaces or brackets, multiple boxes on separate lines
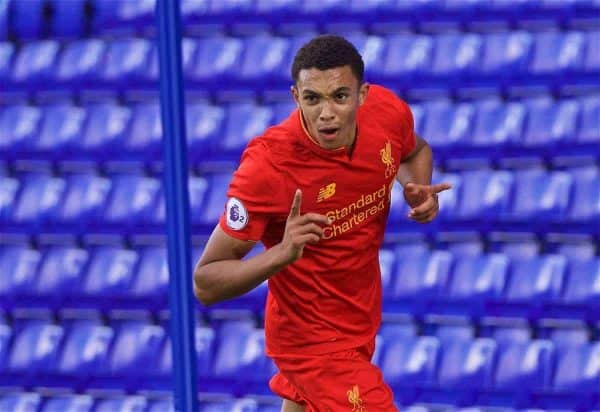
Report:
155,1,199,411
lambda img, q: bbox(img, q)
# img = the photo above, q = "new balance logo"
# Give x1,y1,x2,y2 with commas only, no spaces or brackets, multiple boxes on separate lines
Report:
317,183,336,203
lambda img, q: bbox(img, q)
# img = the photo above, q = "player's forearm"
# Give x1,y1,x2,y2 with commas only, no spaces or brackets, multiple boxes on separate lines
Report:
193,244,289,306
396,137,432,187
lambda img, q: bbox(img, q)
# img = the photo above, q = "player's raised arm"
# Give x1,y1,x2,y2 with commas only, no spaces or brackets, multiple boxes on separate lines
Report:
396,135,452,224
193,190,330,306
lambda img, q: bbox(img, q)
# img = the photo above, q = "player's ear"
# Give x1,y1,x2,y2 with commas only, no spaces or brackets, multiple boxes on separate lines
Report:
291,85,300,107
358,82,369,106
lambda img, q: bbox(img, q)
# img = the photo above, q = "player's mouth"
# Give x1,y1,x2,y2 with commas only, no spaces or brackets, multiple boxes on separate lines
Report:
317,127,340,141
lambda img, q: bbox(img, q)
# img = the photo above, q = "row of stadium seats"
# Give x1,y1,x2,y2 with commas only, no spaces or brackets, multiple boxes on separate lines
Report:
1,95,598,163
1,243,597,320
0,316,597,408
1,166,597,236
0,392,282,412
1,392,592,412
2,31,598,97
5,0,599,41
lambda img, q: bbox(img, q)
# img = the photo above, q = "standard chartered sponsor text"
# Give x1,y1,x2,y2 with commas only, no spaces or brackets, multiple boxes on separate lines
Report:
323,183,388,239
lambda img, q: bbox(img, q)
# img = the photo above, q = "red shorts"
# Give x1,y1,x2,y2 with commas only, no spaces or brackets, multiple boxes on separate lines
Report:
268,339,397,411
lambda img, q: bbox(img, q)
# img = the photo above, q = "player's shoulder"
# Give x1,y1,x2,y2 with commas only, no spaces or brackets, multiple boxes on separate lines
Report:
364,84,411,115
244,115,298,159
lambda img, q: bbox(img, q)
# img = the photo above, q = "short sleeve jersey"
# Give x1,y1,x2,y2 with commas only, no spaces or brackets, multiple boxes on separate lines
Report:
219,85,416,356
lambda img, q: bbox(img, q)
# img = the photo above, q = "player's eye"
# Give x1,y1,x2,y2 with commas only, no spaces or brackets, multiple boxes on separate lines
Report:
335,93,349,102
304,95,318,104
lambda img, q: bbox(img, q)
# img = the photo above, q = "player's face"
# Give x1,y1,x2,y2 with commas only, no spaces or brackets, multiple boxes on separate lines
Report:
292,65,368,150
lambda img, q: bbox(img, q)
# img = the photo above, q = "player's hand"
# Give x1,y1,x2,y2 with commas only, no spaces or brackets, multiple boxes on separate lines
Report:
403,182,452,224
279,189,331,264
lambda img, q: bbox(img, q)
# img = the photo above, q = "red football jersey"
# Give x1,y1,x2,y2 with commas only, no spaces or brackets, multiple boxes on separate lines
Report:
219,85,416,356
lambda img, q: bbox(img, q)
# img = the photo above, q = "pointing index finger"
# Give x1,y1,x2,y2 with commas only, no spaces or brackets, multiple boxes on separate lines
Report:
289,189,302,218
430,182,452,194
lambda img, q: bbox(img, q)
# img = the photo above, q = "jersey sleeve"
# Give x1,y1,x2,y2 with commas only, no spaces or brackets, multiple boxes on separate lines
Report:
368,85,417,160
218,138,286,242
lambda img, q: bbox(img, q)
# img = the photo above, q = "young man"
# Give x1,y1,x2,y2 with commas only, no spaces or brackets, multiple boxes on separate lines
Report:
194,35,451,411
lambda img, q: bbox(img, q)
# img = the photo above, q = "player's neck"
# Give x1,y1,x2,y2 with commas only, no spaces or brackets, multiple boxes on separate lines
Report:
299,111,357,153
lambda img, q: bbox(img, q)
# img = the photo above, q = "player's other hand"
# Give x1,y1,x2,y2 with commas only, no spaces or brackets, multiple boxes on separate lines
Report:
279,189,331,264
403,182,452,224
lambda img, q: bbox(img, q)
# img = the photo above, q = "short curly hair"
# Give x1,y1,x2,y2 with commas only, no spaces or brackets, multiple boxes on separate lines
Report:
291,35,364,84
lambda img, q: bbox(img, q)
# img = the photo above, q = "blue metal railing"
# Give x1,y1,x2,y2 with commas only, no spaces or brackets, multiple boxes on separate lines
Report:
156,0,199,410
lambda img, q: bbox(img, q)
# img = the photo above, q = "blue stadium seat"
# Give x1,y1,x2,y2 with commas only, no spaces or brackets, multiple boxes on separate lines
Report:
125,102,162,159
80,247,139,309
481,323,532,347
521,97,580,153
159,325,215,388
155,176,208,226
410,103,425,136
10,173,66,231
11,0,44,39
479,31,533,83
11,41,61,88
421,100,475,153
457,170,514,221
32,246,89,310
92,0,155,34
0,245,41,310
0,393,41,411
93,396,147,412
471,99,526,153
48,0,86,39
32,105,87,160
433,172,462,221
578,96,600,151
584,31,600,73
101,39,153,87
0,105,42,160
3,319,64,387
386,251,453,315
239,35,291,86
56,319,114,389
0,176,19,226
103,175,161,231
440,253,509,317
425,338,497,405
188,37,244,87
221,103,273,155
130,246,168,309
186,103,225,162
54,40,107,89
201,173,231,225
430,33,483,85
510,169,573,222
503,255,567,319
545,342,600,410
492,238,542,260
528,31,585,89
55,174,112,230
106,320,165,390
78,103,132,161
375,34,433,84
147,38,197,83
569,166,600,224
561,258,600,321
0,42,14,85
345,33,386,78
485,340,554,406
40,394,94,412
379,333,440,404
213,320,275,396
